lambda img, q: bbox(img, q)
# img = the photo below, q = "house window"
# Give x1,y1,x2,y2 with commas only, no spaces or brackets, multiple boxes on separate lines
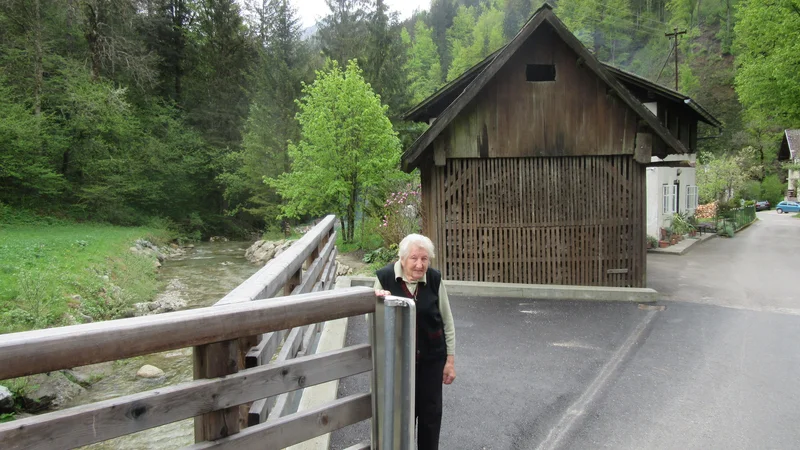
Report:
662,184,676,214
526,64,556,82
686,186,699,211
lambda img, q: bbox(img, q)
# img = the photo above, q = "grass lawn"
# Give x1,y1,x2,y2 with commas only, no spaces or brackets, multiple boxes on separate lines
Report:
0,223,172,334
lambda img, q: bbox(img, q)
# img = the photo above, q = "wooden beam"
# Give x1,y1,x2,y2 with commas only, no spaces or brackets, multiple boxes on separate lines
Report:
645,160,693,168
250,327,305,425
186,393,372,450
0,346,372,450
0,287,375,380
245,329,288,369
634,132,652,164
194,340,241,441
290,232,337,296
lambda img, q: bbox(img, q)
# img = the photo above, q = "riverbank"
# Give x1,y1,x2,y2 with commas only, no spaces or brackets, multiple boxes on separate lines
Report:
0,222,174,334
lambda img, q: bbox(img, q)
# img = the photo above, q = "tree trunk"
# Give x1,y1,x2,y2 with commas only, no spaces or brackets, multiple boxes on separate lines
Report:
726,0,731,50
84,3,102,81
33,0,43,116
347,182,358,242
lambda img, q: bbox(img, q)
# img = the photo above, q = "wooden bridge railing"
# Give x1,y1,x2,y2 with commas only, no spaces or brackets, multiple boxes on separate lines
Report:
0,215,376,450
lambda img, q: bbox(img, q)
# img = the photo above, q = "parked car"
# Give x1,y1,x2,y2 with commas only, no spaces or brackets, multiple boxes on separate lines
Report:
755,200,771,211
775,201,800,214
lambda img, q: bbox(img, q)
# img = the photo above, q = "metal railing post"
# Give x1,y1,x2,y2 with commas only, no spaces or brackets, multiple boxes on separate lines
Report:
370,295,416,449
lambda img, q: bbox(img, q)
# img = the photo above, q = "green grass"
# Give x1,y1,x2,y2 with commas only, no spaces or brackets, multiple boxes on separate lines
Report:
0,222,173,334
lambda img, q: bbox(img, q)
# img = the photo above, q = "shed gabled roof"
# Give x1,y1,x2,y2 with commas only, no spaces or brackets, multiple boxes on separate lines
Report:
402,4,691,172
779,129,800,161
601,65,722,129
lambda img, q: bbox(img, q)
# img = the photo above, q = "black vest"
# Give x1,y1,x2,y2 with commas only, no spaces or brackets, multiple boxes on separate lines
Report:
376,264,446,361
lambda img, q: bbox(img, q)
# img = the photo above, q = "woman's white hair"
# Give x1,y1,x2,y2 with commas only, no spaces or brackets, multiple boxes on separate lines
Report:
398,234,436,260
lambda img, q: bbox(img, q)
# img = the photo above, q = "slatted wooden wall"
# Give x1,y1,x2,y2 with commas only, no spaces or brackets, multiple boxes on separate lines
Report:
422,156,646,288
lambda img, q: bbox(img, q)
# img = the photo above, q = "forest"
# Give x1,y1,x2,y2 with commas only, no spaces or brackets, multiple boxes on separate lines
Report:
2,0,798,242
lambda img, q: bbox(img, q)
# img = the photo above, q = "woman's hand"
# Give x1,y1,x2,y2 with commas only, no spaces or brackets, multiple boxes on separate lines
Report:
443,355,456,385
374,289,392,297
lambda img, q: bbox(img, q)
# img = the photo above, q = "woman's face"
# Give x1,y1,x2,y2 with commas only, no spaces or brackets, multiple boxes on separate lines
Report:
401,245,429,282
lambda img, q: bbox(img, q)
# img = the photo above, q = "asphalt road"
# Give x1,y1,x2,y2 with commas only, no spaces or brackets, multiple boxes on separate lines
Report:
648,210,800,314
330,211,800,449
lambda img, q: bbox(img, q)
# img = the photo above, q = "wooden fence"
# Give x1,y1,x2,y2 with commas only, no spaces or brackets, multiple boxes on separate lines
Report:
0,215,375,450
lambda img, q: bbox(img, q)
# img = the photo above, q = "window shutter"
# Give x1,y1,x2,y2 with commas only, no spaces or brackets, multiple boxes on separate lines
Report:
670,185,678,213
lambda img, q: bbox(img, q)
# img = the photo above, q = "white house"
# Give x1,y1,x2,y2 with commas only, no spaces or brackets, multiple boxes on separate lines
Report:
642,102,700,239
645,154,699,239
780,129,799,201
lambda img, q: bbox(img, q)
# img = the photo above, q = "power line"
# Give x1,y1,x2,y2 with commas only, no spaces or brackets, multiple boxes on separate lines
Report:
655,41,675,83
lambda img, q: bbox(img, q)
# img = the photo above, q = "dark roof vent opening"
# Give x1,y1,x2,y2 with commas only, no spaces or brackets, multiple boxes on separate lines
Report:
526,64,556,82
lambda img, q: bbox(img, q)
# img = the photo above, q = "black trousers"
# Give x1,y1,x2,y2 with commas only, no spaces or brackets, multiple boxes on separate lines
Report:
415,357,446,450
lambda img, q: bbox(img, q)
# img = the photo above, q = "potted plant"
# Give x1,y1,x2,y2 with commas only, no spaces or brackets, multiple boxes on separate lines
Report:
670,212,696,240
659,240,670,248
647,235,658,249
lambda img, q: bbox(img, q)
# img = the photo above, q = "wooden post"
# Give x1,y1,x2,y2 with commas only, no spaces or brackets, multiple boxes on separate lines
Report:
285,268,302,296
194,340,241,441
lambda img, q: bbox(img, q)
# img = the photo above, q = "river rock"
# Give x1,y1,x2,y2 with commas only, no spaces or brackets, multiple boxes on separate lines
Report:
0,385,13,413
132,279,187,316
136,365,165,379
22,372,86,412
336,261,353,277
245,239,293,264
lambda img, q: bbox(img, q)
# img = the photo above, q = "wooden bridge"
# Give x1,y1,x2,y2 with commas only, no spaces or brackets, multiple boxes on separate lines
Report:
0,216,388,450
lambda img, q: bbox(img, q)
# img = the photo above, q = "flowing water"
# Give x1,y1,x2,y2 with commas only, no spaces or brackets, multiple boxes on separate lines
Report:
68,241,260,449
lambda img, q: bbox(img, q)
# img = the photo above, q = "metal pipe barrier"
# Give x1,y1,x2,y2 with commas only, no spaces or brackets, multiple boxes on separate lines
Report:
370,295,416,449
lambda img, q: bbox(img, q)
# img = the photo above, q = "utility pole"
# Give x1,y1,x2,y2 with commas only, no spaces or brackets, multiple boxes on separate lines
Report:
665,28,687,91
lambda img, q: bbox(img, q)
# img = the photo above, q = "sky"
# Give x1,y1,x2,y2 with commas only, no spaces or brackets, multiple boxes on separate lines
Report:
294,0,430,28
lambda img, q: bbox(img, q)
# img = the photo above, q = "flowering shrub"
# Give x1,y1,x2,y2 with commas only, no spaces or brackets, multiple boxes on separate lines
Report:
376,182,422,247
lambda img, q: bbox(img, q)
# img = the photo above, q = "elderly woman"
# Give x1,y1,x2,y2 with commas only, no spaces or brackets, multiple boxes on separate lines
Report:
374,233,455,450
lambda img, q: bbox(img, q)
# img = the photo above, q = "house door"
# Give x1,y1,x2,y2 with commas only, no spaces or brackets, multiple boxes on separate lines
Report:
674,179,681,212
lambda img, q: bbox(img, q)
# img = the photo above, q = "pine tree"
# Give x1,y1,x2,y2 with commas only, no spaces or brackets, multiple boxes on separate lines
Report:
317,0,370,66
364,0,411,115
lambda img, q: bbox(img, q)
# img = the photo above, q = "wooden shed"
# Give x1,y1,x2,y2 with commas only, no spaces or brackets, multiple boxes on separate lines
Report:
402,4,698,288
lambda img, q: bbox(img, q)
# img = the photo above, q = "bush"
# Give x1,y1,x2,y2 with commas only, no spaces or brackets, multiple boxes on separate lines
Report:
376,182,422,247
362,245,398,268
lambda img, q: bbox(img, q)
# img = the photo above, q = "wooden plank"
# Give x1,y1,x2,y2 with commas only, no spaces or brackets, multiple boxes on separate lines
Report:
297,322,321,358
245,329,288,369
251,326,306,424
217,216,336,305
187,393,372,450
194,340,240,441
0,346,372,450
0,287,376,380
322,248,338,289
291,232,337,296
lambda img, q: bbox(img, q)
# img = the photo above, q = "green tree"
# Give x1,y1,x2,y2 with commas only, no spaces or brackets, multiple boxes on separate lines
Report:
446,5,477,81
734,0,800,129
427,0,457,80
364,0,411,115
503,0,533,40
219,0,309,226
403,20,442,104
317,0,370,66
268,60,402,242
183,0,253,149
447,1,504,81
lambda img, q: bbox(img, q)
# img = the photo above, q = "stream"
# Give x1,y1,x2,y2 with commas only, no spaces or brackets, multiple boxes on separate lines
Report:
68,241,260,449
